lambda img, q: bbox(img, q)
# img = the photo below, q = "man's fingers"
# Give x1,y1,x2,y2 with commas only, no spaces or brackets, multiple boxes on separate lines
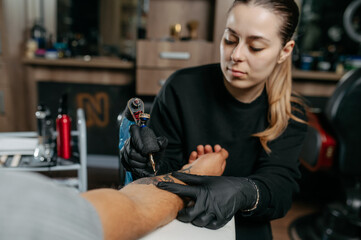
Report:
156,182,198,199
195,144,223,156
204,144,213,154
196,145,205,156
188,151,197,162
218,148,229,159
214,144,222,153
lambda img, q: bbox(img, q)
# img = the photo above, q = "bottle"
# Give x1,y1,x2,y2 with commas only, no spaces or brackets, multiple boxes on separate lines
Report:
34,104,55,162
56,94,71,159
31,19,46,57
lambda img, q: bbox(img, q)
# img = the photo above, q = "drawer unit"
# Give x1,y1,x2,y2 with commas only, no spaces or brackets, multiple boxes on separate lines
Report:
136,40,215,95
136,68,177,95
137,40,214,68
135,0,233,96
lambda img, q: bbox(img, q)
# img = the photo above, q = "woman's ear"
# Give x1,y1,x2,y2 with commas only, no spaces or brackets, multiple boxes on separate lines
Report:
278,40,295,64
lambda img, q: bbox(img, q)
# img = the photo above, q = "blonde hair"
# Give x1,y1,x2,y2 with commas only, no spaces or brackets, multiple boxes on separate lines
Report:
253,56,306,153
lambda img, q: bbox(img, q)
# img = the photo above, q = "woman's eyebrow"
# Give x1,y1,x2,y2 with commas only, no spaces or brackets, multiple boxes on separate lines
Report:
248,36,271,43
226,27,271,43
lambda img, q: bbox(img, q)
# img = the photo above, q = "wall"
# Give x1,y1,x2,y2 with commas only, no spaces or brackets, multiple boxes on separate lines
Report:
1,0,56,131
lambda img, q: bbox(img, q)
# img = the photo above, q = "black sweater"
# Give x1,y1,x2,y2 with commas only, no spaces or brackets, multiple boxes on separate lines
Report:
148,64,307,239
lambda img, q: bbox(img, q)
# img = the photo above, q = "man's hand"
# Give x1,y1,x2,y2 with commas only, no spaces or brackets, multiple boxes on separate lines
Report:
157,173,258,230
120,125,168,179
188,144,222,164
182,147,227,176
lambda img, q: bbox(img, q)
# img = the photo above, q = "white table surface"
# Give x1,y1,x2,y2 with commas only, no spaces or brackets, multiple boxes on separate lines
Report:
140,217,235,240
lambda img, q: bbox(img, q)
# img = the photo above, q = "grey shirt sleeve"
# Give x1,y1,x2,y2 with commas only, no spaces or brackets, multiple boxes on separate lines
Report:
0,171,103,240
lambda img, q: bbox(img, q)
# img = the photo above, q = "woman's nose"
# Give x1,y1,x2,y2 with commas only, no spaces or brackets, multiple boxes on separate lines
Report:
231,43,246,62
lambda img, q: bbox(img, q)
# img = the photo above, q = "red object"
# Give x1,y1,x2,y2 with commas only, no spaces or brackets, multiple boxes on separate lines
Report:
56,114,71,159
300,112,336,172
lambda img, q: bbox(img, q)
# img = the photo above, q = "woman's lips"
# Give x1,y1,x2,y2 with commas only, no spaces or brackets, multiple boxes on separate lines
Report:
228,67,247,77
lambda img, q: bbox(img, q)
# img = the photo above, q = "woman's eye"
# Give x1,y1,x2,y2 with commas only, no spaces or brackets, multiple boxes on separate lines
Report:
224,39,236,45
250,46,264,52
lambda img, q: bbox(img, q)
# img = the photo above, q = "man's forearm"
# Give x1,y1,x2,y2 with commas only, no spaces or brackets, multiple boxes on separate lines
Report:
82,149,228,240
81,169,190,240
112,166,195,237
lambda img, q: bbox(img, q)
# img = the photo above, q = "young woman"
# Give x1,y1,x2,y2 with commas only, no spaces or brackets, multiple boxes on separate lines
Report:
120,0,307,239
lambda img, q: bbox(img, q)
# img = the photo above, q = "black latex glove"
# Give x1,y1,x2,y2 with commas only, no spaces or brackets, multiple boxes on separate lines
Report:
157,172,258,229
120,125,168,179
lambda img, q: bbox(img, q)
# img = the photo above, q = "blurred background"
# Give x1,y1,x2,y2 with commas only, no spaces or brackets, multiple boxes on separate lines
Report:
0,1,361,238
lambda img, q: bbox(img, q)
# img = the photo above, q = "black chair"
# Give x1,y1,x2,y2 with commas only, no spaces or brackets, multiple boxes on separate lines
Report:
292,68,361,240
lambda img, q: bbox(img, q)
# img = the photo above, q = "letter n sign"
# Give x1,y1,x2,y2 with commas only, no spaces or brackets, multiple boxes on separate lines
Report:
76,92,109,127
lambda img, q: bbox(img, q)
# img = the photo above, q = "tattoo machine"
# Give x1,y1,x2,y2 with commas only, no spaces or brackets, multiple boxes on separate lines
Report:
119,98,156,174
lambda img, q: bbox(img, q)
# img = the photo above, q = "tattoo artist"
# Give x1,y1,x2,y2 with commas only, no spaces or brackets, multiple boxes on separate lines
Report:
119,0,308,239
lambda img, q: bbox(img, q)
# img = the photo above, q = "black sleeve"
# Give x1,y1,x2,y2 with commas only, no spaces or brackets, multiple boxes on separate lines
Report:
246,105,308,220
148,79,187,174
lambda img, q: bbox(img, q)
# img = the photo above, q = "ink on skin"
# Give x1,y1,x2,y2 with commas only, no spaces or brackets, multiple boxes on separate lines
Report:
133,173,174,185
179,166,191,174
133,166,193,185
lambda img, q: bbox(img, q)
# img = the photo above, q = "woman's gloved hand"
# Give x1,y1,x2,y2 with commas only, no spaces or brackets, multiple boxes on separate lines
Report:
157,172,259,229
120,125,168,179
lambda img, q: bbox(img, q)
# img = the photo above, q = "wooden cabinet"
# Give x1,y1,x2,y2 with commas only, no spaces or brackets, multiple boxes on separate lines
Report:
137,68,174,95
137,40,214,69
136,40,214,94
136,0,234,95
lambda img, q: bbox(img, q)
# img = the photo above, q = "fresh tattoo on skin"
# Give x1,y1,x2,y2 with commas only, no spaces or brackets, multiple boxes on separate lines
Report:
132,173,174,185
132,166,193,186
179,166,192,174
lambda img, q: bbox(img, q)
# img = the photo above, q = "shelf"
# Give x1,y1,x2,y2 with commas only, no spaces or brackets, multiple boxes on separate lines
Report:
0,109,88,192
146,0,217,41
1,164,81,172
292,69,343,81
22,57,134,70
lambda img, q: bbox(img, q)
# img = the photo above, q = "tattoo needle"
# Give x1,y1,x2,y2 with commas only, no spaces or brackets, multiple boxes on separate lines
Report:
149,153,156,174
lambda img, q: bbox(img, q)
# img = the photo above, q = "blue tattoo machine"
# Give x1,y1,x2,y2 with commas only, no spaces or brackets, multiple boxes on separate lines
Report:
119,98,156,183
